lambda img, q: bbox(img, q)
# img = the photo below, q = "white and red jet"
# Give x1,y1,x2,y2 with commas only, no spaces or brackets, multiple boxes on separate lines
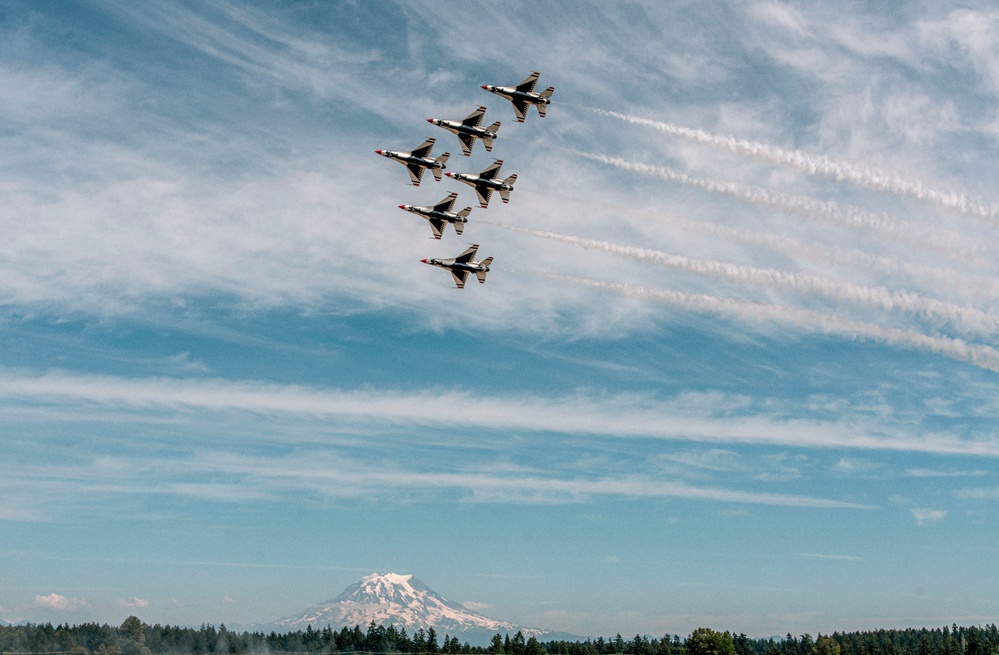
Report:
421,244,493,288
427,105,500,157
445,159,517,209
375,137,449,186
482,71,554,123
399,192,473,240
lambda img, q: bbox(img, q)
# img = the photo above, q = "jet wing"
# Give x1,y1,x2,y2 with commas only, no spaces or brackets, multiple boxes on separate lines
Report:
478,159,503,180
474,185,493,208
433,192,458,213
457,133,476,156
462,105,487,127
406,164,425,186
451,270,470,288
454,244,479,263
516,71,540,93
410,137,435,159
511,100,529,123
427,219,445,240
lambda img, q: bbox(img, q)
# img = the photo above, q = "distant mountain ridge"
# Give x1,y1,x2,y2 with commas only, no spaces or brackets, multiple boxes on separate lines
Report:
263,572,575,646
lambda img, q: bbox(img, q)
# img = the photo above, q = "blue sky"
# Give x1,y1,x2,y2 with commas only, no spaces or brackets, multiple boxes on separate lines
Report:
2,0,999,639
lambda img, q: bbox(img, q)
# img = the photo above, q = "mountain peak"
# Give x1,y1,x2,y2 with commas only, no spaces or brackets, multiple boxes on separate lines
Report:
268,572,551,645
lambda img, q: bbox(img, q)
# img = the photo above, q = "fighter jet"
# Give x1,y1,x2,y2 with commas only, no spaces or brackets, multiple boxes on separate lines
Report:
445,159,517,208
399,192,473,239
421,243,493,288
427,105,500,157
375,137,450,186
482,71,554,123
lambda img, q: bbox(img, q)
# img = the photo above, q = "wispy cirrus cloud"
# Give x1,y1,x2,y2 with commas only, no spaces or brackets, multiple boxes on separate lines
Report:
1,369,996,458
953,487,999,499
800,553,862,561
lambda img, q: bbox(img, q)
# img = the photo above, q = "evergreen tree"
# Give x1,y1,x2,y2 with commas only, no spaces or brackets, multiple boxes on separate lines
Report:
686,629,735,655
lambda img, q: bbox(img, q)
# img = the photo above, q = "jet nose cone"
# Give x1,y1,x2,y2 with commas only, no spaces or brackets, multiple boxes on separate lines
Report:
481,85,488,90
398,205,407,210
420,259,428,264
375,149,383,154
444,172,452,177
426,118,433,123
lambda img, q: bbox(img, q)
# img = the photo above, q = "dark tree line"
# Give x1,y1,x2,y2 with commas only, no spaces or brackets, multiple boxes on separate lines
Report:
1,619,997,655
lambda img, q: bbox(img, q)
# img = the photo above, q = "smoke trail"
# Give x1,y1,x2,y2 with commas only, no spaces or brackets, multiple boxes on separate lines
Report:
505,225,999,335
570,150,983,261
639,209,985,292
544,274,999,373
593,109,999,221
517,190,996,291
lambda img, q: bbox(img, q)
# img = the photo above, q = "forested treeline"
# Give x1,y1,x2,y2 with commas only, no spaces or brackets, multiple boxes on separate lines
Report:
1,619,997,655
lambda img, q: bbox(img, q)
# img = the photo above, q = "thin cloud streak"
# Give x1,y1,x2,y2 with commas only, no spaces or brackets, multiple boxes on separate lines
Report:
92,0,385,114
1,369,997,457
109,451,885,509
3,444,872,511
594,109,999,221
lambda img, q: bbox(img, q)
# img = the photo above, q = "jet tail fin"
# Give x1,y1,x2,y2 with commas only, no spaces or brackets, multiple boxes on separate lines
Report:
482,125,499,151
476,257,493,283
437,152,450,165
431,168,444,182
454,222,464,236
539,86,554,99
482,123,500,150
456,207,472,218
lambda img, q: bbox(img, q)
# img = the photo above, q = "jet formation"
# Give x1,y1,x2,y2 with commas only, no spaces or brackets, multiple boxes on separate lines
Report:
374,70,554,287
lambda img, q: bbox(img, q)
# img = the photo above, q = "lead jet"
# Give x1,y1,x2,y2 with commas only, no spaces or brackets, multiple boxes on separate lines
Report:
445,159,517,208
399,192,472,239
427,105,500,157
482,71,554,123
421,243,493,288
375,137,450,186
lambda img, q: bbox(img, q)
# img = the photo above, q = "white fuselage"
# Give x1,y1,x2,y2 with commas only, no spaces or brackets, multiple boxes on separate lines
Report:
400,204,468,224
483,85,551,107
376,150,444,170
427,119,496,141
421,258,488,274
446,172,511,192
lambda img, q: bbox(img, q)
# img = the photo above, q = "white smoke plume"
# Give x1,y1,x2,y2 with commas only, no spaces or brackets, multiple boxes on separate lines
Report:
594,109,999,222
544,274,999,373
540,201,995,296
569,150,979,259
506,226,999,335
638,209,992,294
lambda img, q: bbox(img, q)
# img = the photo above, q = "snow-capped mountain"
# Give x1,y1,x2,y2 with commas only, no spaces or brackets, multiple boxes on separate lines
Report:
266,572,565,646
